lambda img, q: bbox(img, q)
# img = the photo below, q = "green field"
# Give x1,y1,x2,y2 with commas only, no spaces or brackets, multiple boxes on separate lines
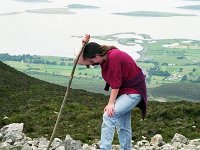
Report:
140,39,200,86
1,33,200,100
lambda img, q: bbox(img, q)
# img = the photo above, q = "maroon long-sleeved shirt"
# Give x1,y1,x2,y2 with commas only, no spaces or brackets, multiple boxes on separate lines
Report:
100,49,147,119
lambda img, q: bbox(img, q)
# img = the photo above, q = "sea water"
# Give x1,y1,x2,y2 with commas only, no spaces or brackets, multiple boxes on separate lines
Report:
0,0,200,59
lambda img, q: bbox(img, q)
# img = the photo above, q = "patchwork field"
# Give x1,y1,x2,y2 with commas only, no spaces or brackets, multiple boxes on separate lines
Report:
1,32,200,100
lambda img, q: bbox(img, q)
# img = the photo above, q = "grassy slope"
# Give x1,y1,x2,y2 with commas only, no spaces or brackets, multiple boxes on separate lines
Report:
0,61,200,144
149,83,200,101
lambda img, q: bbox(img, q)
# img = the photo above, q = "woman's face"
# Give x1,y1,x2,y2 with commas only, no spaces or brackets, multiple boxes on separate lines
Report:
85,55,105,65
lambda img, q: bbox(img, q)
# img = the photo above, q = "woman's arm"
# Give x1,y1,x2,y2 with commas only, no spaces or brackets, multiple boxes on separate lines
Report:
77,51,92,65
77,34,92,65
104,88,119,117
109,88,119,103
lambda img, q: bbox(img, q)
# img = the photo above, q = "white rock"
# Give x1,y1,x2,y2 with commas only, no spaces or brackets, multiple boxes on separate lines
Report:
21,144,32,150
83,144,96,150
3,131,24,143
137,140,150,146
134,145,139,149
172,142,185,149
55,145,65,150
65,134,73,140
171,133,189,145
31,145,38,150
0,142,11,148
0,123,24,135
190,139,200,146
32,138,40,146
27,137,32,141
138,147,147,150
150,134,164,147
27,140,34,145
38,137,49,148
13,141,23,147
161,143,175,150
6,139,12,144
51,138,62,149
185,144,198,149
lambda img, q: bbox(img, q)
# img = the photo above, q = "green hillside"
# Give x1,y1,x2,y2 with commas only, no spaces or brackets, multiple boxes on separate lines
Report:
0,61,200,144
149,83,200,102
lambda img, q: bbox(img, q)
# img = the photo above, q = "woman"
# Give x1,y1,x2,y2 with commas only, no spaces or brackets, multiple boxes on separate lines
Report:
78,34,147,150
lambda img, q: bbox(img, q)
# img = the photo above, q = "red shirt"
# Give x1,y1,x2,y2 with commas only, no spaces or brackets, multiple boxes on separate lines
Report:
100,49,141,95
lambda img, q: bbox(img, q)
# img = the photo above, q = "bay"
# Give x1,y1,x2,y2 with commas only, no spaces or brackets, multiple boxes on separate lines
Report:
0,0,200,59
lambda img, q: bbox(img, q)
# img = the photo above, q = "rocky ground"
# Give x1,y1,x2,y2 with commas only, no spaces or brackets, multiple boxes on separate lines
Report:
0,123,200,150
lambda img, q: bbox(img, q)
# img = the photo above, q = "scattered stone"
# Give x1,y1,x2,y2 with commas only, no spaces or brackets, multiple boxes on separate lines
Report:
190,139,200,146
38,137,49,149
0,123,200,150
21,144,32,150
0,123,24,135
55,145,65,150
137,140,150,147
51,138,62,149
150,134,165,147
171,133,189,145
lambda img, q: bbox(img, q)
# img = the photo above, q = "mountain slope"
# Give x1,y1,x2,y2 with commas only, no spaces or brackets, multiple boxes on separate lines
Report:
149,83,200,101
0,61,200,144
0,61,107,143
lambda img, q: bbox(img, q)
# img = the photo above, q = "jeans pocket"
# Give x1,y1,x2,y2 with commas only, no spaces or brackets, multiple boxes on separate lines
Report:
127,94,142,105
128,94,141,99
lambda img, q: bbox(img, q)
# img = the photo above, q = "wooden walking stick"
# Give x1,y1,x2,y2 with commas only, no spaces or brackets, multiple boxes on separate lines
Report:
47,37,89,150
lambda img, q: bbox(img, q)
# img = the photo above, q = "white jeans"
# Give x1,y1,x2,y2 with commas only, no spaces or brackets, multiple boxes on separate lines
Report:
100,94,141,150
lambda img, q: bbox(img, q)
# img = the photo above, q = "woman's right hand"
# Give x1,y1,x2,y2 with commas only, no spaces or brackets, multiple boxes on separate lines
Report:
104,102,115,117
82,34,90,44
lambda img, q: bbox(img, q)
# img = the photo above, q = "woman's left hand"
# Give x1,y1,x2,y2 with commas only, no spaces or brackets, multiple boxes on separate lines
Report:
104,103,115,117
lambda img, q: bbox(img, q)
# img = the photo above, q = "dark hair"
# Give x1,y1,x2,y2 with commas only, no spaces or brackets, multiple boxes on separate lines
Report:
83,42,116,59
